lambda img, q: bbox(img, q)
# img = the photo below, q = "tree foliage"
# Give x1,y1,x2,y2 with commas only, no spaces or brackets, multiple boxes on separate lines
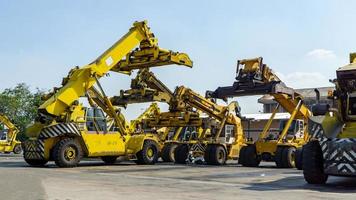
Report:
0,83,44,141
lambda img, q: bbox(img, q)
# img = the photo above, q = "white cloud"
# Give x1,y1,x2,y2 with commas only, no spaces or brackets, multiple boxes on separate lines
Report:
276,71,332,89
306,49,336,60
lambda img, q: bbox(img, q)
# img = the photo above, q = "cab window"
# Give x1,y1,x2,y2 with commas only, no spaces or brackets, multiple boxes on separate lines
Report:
279,120,296,134
86,108,107,132
348,96,356,116
0,130,7,141
94,109,107,132
86,108,95,131
0,123,9,141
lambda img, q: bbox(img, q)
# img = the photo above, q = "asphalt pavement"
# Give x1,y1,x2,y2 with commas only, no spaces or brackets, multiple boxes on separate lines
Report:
0,154,355,200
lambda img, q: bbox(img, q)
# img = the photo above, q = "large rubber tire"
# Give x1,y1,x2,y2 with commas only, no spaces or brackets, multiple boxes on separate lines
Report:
275,146,284,168
205,145,227,165
101,156,118,165
161,143,178,162
303,140,328,184
281,146,296,168
242,145,261,167
295,148,303,170
238,145,247,165
204,145,212,164
53,138,83,168
135,140,159,165
13,144,22,154
174,144,189,164
24,159,48,167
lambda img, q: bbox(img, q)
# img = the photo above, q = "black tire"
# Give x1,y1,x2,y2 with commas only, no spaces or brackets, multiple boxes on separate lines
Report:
161,143,178,162
13,144,22,154
174,144,189,164
281,146,296,168
295,148,303,170
101,156,118,165
204,145,212,164
24,158,48,167
275,146,284,168
238,145,247,165
303,140,328,184
243,145,261,167
135,140,159,165
53,138,83,168
205,145,227,165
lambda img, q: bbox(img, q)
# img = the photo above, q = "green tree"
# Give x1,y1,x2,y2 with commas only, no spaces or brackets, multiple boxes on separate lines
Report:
0,83,44,141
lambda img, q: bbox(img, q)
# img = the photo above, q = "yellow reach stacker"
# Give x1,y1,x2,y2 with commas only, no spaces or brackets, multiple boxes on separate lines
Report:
168,86,245,165
303,53,356,184
113,69,246,165
207,57,313,168
0,114,22,154
22,20,192,168
111,68,204,163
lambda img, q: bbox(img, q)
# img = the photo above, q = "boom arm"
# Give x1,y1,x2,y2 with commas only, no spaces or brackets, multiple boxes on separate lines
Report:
171,86,241,123
38,21,192,121
0,114,19,141
168,86,243,142
272,93,311,119
87,82,130,136
114,73,243,142
111,70,207,128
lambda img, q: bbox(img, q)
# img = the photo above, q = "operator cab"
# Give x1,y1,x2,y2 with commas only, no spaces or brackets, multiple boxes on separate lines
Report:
265,119,304,141
336,61,356,120
0,123,9,142
279,119,304,140
219,125,235,144
0,129,8,141
85,107,108,132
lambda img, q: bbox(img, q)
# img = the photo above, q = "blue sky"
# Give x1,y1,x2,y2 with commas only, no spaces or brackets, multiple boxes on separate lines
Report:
0,0,355,119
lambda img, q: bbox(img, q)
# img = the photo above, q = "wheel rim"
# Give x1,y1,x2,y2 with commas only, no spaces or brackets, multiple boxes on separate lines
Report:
147,147,154,158
64,146,76,161
14,145,22,154
290,150,296,166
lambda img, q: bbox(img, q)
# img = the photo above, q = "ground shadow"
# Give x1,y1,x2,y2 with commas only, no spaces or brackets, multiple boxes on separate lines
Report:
242,173,356,193
0,158,193,173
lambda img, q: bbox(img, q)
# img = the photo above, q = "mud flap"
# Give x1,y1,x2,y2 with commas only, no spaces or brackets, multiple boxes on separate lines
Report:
188,143,206,164
323,138,356,175
23,139,45,160
309,118,356,176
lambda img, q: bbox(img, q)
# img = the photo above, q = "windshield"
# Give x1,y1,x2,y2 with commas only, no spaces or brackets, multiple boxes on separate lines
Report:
279,120,296,133
0,129,8,141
